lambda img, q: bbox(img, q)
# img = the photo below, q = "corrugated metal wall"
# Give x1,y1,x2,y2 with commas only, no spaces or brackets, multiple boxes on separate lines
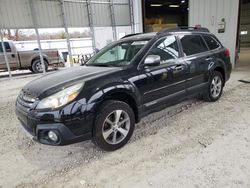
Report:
240,3,250,47
33,0,63,28
189,0,240,66
0,0,33,29
91,2,111,26
0,0,131,29
64,1,89,27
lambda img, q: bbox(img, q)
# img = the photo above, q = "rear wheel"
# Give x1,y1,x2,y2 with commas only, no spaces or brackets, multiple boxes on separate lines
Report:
204,71,224,102
31,59,48,73
92,100,135,151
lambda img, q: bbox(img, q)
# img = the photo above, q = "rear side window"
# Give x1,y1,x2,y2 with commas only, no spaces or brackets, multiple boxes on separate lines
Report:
180,35,208,56
203,35,220,50
0,42,11,53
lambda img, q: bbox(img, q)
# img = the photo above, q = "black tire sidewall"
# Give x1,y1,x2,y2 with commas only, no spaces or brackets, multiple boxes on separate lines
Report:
93,100,135,151
32,59,48,73
207,71,224,102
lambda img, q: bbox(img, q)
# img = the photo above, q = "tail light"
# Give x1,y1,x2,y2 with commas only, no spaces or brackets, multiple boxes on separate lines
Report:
225,48,230,57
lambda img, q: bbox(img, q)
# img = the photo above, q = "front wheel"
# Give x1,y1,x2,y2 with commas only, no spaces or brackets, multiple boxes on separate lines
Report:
204,71,224,102
92,100,135,151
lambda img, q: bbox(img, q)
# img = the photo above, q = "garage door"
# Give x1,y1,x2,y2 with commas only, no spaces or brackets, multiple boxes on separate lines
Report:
241,2,250,47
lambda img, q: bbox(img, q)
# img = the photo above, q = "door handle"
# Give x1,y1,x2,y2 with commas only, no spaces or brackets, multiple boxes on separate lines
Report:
174,64,185,71
205,57,213,61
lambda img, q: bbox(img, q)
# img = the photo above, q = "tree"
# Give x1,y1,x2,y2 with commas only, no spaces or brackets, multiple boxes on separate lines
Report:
2,29,20,40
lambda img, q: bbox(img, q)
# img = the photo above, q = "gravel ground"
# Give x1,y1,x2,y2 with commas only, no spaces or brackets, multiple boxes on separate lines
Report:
0,50,250,188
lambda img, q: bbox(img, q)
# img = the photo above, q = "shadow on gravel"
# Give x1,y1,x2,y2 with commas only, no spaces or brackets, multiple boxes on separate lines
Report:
238,80,250,84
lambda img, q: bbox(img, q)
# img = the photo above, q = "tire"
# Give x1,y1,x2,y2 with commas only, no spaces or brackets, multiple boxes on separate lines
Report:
203,71,224,102
31,59,48,73
92,100,135,151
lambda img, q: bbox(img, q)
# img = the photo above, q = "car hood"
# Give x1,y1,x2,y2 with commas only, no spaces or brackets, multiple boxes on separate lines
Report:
22,66,120,99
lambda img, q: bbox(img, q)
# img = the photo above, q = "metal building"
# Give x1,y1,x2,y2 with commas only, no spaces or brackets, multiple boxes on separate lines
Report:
0,0,135,77
0,0,244,78
133,0,240,67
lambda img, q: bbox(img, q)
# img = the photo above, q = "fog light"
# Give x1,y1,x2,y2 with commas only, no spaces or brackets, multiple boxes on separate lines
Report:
48,131,58,142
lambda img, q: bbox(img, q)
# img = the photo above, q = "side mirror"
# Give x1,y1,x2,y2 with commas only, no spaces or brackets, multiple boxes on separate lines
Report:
144,55,161,67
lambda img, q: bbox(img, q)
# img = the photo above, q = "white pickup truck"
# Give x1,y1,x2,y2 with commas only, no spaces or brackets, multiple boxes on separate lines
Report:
0,41,60,73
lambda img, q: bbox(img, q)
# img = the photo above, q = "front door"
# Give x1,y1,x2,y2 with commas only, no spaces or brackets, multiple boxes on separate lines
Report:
0,42,18,70
138,35,188,110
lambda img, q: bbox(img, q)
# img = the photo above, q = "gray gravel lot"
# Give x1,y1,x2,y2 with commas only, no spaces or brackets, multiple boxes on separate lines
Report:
0,50,250,188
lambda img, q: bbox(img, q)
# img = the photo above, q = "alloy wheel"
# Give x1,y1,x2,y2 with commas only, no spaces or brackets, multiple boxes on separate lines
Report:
210,75,222,98
102,110,130,145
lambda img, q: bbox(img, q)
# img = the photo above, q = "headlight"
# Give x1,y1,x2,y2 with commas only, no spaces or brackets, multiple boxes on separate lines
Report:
36,83,83,109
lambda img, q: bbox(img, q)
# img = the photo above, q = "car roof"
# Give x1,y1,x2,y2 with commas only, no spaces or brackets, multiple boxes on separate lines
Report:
121,27,211,41
158,27,210,35
121,32,157,41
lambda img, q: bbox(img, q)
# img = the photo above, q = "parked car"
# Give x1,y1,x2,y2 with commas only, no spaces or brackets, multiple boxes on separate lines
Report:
16,27,232,151
0,40,60,73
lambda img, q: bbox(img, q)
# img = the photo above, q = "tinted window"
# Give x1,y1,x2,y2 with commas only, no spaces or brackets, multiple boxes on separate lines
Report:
148,36,179,64
0,42,11,53
180,35,208,56
203,35,220,50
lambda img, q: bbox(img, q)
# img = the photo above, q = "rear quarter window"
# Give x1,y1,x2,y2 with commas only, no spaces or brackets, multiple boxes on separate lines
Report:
180,35,208,56
203,35,221,50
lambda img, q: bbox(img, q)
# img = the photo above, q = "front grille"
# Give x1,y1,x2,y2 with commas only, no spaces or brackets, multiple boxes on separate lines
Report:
16,90,38,136
17,90,37,112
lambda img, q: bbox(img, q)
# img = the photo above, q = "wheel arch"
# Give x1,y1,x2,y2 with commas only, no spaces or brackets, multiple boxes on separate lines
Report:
31,57,49,66
98,89,140,123
212,66,226,85
211,57,228,84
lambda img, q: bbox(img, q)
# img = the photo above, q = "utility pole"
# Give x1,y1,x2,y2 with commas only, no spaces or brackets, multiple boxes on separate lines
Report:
29,0,46,74
87,0,96,52
0,29,12,78
60,0,73,67
109,0,117,41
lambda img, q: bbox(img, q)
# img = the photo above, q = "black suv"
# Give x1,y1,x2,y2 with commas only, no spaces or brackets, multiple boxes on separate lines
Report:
16,27,231,151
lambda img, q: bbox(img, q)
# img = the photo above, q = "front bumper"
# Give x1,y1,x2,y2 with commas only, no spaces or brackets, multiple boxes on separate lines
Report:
34,123,92,145
16,101,94,146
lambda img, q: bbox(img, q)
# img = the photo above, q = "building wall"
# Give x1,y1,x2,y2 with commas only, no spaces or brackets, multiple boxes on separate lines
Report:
94,26,132,49
189,0,240,67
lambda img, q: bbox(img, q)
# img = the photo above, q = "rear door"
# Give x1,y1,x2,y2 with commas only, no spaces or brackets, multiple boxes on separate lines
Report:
179,34,212,95
202,34,223,66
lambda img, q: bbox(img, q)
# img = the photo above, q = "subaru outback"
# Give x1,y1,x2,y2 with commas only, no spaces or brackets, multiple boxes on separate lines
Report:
16,27,232,151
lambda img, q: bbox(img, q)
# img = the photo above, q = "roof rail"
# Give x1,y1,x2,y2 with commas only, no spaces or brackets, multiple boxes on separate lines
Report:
121,33,142,39
157,27,210,35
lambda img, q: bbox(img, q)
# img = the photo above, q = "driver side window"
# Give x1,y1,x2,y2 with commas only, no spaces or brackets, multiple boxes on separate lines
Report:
148,36,179,64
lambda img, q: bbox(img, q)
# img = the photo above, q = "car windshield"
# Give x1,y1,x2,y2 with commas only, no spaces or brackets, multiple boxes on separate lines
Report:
87,40,149,67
